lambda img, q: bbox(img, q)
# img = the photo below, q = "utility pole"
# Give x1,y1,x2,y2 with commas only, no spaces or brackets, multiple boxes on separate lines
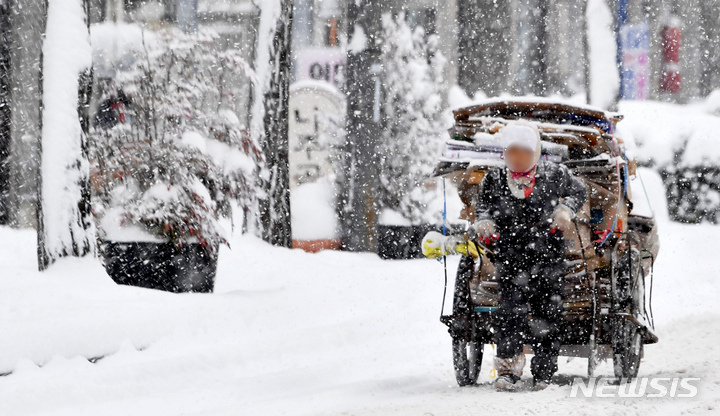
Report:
341,0,384,252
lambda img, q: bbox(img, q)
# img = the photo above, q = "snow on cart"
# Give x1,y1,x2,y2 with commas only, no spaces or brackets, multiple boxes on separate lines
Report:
428,98,660,386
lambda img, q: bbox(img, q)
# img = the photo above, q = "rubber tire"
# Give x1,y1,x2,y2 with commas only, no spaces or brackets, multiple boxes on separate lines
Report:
452,256,475,315
452,336,484,386
452,255,483,386
612,243,644,380
612,319,643,380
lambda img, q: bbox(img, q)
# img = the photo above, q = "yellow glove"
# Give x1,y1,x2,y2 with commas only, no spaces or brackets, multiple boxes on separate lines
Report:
421,231,484,259
421,231,448,259
461,239,483,258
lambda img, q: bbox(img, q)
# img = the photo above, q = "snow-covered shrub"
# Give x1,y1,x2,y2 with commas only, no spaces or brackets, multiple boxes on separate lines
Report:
90,28,260,251
618,100,720,224
659,92,720,223
376,13,446,225
661,165,720,224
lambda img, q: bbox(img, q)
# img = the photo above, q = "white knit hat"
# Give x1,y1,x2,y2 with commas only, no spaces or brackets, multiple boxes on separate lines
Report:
500,123,542,172
500,123,540,152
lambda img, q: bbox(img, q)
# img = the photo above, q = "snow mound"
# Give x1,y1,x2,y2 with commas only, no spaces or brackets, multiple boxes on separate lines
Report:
291,179,339,240
619,100,720,167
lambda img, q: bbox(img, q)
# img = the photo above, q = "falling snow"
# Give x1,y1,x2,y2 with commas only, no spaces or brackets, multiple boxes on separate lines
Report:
0,0,719,414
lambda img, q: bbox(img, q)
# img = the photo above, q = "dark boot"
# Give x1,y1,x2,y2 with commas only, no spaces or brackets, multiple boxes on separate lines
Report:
531,377,551,391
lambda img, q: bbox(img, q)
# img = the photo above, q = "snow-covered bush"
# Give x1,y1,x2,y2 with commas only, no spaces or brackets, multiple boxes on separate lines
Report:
90,28,260,251
661,165,720,224
377,13,446,225
618,100,720,224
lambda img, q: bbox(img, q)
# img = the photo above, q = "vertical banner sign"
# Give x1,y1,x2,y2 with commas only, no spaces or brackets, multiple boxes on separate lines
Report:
619,22,650,100
660,20,682,94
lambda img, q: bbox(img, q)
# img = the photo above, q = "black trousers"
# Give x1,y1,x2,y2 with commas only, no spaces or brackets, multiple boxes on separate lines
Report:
495,251,565,381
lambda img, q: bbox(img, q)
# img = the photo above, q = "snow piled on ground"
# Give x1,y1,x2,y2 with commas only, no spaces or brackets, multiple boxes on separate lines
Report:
1,181,719,414
291,178,339,240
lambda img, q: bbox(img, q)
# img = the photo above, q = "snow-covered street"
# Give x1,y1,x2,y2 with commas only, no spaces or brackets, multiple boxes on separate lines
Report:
4,0,720,414
1,211,718,415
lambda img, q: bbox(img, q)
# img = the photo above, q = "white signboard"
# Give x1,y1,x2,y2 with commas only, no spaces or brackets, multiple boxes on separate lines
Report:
288,81,345,188
295,47,345,91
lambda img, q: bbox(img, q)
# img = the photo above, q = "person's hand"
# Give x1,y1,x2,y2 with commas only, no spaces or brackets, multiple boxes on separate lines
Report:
474,219,498,243
550,204,574,234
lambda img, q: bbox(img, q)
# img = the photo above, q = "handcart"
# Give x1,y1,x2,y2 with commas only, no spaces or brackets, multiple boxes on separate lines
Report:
432,99,660,386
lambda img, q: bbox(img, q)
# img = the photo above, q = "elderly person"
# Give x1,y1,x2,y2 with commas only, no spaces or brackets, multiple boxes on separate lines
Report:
478,123,586,391
423,122,586,391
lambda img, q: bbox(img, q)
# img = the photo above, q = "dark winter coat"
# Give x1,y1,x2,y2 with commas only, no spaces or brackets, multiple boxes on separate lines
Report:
475,160,587,267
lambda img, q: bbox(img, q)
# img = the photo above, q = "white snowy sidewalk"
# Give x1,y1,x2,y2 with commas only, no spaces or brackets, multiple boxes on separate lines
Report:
0,218,718,415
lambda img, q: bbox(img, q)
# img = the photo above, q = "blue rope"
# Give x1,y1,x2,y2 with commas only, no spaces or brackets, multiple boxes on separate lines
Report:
439,178,449,317
442,178,447,236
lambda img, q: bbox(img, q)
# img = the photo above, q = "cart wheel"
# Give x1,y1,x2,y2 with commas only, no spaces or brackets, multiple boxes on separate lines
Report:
452,336,483,386
452,256,474,315
587,341,598,378
612,319,643,380
451,256,483,386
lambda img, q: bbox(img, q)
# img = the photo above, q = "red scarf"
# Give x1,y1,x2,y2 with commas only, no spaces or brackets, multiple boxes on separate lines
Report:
510,164,537,198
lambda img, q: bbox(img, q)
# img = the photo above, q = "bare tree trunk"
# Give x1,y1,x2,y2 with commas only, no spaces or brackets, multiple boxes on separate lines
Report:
340,0,384,252
77,0,93,250
512,0,549,96
0,2,10,225
35,0,49,269
258,0,293,247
